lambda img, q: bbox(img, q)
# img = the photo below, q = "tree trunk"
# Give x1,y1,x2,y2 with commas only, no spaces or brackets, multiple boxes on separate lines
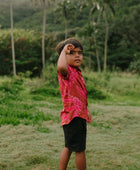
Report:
94,38,101,72
42,0,46,69
103,8,108,72
92,8,102,72
10,0,16,76
65,18,68,39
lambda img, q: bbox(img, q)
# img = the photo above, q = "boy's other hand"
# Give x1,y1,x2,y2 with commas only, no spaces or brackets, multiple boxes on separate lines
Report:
88,112,93,124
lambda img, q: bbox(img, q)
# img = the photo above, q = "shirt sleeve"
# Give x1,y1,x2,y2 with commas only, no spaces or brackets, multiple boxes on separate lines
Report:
57,64,71,81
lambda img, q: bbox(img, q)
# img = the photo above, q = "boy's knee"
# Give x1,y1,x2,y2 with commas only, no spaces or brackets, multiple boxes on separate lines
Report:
75,150,85,155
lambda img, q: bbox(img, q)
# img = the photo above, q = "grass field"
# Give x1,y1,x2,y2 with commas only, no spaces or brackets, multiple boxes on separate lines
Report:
0,72,140,170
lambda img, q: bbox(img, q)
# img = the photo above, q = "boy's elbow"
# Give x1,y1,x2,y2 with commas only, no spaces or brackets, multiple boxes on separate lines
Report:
57,65,68,76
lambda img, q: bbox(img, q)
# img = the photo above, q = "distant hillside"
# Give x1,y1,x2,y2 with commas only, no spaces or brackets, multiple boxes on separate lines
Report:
0,0,139,73
0,0,89,35
0,0,139,41
0,0,38,29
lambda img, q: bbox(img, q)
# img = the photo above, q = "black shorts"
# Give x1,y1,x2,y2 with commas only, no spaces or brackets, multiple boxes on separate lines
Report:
63,117,87,152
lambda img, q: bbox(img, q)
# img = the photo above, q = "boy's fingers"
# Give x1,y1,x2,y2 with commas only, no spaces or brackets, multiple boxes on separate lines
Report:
64,44,75,55
88,113,93,123
67,44,75,50
65,44,75,54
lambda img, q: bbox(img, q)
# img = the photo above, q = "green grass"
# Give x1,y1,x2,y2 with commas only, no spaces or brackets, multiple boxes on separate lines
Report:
0,72,140,169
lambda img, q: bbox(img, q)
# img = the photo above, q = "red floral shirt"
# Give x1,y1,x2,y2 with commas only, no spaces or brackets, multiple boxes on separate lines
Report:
58,65,89,125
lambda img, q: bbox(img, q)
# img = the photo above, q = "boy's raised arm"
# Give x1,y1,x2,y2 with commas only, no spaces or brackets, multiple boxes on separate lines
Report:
57,46,68,76
57,44,74,76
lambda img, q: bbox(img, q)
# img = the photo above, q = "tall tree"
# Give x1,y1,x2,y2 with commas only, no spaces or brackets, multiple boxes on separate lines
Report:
31,0,52,69
82,1,102,72
10,0,16,76
56,0,75,39
101,0,115,72
41,0,47,69
87,0,115,72
103,2,108,72
90,2,102,72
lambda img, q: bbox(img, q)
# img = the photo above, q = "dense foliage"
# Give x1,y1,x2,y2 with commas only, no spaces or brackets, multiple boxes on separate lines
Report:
0,29,56,76
0,0,139,75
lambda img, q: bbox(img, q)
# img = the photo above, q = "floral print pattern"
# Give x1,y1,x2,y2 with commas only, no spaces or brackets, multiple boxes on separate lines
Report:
58,65,89,125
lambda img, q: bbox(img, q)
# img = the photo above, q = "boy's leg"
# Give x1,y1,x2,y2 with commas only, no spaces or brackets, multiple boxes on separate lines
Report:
75,151,86,170
59,147,72,170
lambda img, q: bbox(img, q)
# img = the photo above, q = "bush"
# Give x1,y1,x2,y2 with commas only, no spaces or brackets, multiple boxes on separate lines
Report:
41,64,58,88
30,64,60,97
0,77,24,103
0,29,56,76
31,86,60,97
129,59,140,75
87,86,106,99
82,71,109,99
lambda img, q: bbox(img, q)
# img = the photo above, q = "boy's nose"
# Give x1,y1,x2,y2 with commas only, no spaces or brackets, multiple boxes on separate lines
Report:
75,52,80,56
76,51,82,56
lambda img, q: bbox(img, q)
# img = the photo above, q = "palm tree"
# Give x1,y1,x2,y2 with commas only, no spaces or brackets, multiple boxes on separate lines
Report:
31,0,53,69
41,0,47,69
90,3,103,72
87,0,115,72
103,3,108,72
101,0,115,72
83,1,102,72
10,0,16,76
56,0,75,39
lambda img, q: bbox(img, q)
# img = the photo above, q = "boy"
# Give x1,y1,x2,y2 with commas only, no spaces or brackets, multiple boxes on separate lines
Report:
56,38,92,170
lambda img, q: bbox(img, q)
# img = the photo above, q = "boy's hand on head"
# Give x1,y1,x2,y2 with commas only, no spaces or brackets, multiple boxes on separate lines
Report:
57,44,75,75
64,44,75,55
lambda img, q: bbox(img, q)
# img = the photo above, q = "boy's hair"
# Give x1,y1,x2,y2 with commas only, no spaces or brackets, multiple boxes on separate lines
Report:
56,38,83,55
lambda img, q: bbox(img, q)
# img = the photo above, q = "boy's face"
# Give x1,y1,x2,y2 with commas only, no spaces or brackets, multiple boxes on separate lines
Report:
66,47,83,67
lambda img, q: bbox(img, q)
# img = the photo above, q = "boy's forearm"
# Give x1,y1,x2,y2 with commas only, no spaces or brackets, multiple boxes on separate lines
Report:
57,44,74,75
57,50,68,75
87,109,93,123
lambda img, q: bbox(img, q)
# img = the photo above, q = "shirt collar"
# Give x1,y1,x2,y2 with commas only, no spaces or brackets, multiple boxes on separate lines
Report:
68,64,81,72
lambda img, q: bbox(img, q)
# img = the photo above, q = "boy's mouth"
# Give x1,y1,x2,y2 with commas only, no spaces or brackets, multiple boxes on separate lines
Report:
75,59,81,62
